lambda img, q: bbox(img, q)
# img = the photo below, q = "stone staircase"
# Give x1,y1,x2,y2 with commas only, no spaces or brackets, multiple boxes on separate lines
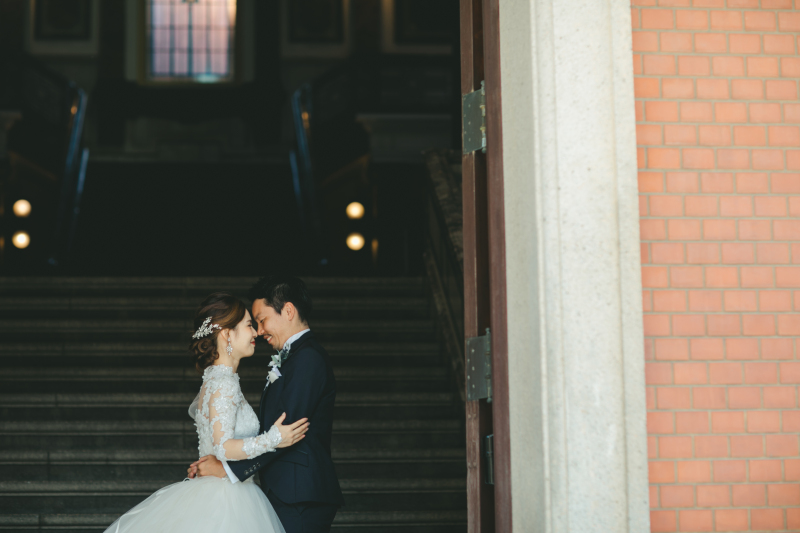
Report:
0,278,466,532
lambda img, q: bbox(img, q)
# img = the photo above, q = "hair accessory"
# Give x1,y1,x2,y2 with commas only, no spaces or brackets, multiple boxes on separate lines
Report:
193,317,221,339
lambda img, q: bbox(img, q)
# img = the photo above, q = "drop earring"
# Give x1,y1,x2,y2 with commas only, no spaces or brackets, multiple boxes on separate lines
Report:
226,336,233,356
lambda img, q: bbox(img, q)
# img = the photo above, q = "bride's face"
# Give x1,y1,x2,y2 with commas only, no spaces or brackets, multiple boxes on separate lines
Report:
230,310,258,358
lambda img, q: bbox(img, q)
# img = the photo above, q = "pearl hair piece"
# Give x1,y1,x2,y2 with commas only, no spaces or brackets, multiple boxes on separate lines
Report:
193,317,222,339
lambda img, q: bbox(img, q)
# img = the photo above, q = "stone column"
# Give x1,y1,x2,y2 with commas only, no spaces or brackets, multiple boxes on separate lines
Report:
498,0,650,531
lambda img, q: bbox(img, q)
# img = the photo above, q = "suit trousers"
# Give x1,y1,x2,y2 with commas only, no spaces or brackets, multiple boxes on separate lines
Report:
267,491,338,533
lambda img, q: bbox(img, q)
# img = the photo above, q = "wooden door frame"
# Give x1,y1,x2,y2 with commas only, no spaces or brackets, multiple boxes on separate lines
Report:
460,0,510,531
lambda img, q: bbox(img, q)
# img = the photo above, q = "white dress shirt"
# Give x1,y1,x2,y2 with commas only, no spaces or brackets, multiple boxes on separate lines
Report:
223,329,311,483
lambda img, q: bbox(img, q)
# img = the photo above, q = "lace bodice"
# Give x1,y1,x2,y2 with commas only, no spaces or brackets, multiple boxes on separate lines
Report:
191,364,281,463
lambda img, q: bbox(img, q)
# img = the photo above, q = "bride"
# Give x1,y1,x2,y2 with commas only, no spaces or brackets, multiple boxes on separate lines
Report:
104,292,308,533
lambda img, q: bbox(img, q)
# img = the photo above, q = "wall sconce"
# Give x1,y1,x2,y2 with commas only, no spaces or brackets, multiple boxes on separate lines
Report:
12,231,30,249
346,233,365,251
346,202,365,220
13,199,31,217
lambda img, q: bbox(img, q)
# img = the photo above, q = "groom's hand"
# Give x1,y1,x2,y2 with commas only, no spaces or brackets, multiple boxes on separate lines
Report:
188,455,226,478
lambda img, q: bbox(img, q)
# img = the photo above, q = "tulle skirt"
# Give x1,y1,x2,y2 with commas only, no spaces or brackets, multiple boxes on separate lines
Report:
103,476,286,533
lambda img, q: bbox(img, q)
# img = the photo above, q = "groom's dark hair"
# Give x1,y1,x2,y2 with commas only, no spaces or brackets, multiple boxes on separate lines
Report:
248,274,312,324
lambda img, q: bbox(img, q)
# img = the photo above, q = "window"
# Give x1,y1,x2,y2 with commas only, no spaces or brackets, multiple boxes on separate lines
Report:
146,0,237,83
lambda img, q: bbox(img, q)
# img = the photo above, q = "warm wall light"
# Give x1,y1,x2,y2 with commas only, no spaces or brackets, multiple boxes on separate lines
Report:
346,233,365,251
12,231,30,249
346,202,365,220
13,199,31,217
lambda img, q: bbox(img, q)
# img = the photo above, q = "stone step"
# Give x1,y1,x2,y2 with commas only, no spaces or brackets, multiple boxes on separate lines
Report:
0,277,429,298
0,420,465,451
0,319,436,342
0,448,466,482
0,296,431,320
0,392,457,421
0,366,451,394
0,510,466,533
0,478,467,514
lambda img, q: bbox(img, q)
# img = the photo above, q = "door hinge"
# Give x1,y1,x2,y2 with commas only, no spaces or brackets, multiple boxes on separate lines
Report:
484,434,495,485
466,327,492,402
462,80,486,154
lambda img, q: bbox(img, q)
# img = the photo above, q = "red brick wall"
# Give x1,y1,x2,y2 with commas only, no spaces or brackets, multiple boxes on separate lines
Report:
632,2,800,531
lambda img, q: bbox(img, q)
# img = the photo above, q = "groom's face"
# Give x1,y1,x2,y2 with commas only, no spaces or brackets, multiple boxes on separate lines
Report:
253,299,288,351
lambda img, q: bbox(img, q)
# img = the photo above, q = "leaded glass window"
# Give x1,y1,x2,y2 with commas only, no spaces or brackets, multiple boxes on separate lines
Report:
146,0,237,83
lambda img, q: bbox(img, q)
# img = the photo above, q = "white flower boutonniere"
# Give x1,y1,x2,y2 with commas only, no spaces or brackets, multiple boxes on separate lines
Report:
265,355,282,388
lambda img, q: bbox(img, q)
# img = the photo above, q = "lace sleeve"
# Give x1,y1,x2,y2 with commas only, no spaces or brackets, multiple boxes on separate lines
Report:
207,390,282,461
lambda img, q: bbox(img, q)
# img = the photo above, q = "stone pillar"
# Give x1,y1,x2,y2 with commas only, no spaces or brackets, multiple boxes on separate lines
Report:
498,1,650,532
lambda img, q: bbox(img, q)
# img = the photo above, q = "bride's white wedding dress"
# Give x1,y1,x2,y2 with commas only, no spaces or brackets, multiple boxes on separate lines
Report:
104,364,286,533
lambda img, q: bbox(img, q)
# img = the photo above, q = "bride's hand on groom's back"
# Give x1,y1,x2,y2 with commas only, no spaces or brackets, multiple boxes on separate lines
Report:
274,412,309,448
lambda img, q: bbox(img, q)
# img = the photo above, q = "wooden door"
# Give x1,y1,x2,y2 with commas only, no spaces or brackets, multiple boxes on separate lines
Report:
459,0,510,531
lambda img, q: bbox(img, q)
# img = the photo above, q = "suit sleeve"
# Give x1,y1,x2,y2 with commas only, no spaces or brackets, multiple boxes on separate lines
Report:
226,348,327,482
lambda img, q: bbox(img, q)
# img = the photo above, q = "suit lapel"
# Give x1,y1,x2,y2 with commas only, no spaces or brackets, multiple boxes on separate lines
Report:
259,331,314,425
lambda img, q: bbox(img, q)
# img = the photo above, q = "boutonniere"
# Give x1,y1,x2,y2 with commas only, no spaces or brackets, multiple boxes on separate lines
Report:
266,355,282,386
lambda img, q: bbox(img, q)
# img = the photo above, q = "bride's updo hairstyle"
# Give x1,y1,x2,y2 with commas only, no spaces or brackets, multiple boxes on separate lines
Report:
190,292,247,372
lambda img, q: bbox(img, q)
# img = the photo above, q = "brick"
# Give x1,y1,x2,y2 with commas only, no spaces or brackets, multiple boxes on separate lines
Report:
768,125,800,147
643,266,669,287
649,435,658,459
789,460,800,481
764,34,796,55
709,363,741,384
649,411,675,434
668,219,701,240
633,31,659,52
750,103,782,123
677,411,709,434
677,461,710,483
644,314,671,336
776,266,800,286
745,362,778,383
731,79,763,100
749,57,781,78
765,434,798,456
791,197,800,217
723,290,757,311
693,387,726,410
649,148,681,169
654,337,687,361
778,314,800,335
739,220,772,241
641,219,667,240
664,125,696,146
771,174,800,193
755,197,788,217
674,315,706,336
750,509,784,531
694,33,726,53
644,55,677,76
717,149,750,170
685,198,718,218
712,411,745,433
667,172,699,192
780,362,800,383
635,78,660,98
762,338,794,360
732,483,766,506
679,56,710,76
733,126,766,147
663,78,694,99
788,151,800,169
652,243,686,264
690,338,724,360
642,9,674,29
749,411,781,433
768,484,800,506
658,386,692,408
638,125,663,146
737,173,769,193
636,100,645,121
639,172,664,192
671,266,704,287
706,266,741,288
714,509,748,532
778,12,800,31
651,511,677,533
661,33,692,52
741,266,773,287
727,338,760,361
696,435,729,458
675,362,708,384
654,291,686,312
752,149,785,170
728,386,760,408
766,80,798,101
742,314,776,336
680,102,713,123
660,436,694,458
783,58,800,78
713,460,746,482
763,386,796,408
762,0,792,7
703,220,737,241
785,411,800,432
787,105,800,124
683,149,715,169
749,460,783,482
678,510,713,532
696,485,729,507
688,289,722,311
701,172,734,193
759,290,792,311
720,196,753,217
649,460,675,483
744,11,776,31
676,10,708,30
714,103,748,123
730,435,763,457
708,314,741,335
645,362,672,386
721,243,754,264
698,126,730,146
729,34,760,54
727,0,758,6
710,11,742,30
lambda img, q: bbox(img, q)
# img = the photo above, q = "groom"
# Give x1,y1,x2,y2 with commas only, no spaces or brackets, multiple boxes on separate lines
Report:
190,274,344,532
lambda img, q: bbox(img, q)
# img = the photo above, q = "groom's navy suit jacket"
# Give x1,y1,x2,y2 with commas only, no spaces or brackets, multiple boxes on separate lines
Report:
228,331,344,507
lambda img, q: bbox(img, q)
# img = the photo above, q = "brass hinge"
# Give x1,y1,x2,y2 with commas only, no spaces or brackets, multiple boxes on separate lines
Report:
462,80,486,154
466,327,492,402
